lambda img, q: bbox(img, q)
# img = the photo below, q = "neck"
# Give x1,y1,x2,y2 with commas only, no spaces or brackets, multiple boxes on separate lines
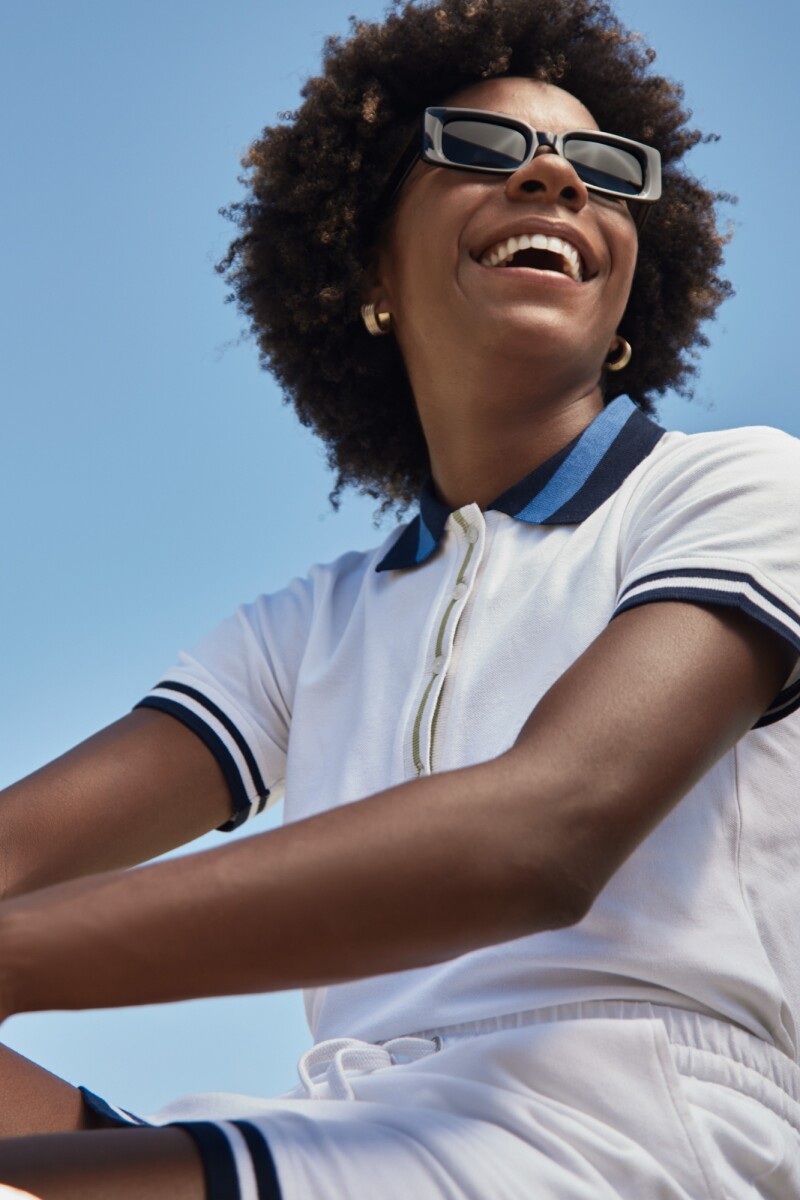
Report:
411,358,605,511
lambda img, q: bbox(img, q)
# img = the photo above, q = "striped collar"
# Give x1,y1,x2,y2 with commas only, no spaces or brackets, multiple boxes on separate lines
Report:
376,396,665,572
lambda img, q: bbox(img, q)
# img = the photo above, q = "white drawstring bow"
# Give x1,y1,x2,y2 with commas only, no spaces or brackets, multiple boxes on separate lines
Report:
297,1035,441,1101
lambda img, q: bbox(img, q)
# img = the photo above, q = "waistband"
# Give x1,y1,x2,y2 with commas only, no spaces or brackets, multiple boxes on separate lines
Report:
411,999,800,1118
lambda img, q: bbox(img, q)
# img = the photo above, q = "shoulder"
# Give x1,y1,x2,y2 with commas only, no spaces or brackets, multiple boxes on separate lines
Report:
612,422,800,679
623,424,800,520
303,525,413,595
641,422,800,479
239,522,413,629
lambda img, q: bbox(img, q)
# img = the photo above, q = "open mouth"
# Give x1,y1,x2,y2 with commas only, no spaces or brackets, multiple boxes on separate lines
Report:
478,233,584,283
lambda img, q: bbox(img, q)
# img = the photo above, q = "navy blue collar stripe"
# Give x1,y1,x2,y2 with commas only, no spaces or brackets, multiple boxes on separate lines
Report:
542,406,664,525
376,396,665,572
514,395,636,523
416,513,438,563
379,519,423,573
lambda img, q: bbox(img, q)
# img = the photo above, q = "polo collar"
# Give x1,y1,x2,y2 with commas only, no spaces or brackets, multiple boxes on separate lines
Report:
376,395,665,572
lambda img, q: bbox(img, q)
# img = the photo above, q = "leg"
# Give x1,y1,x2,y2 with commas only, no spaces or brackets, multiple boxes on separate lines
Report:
0,1044,112,1138
0,1128,204,1200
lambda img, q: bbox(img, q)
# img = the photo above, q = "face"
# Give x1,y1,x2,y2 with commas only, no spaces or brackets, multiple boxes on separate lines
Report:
368,76,639,386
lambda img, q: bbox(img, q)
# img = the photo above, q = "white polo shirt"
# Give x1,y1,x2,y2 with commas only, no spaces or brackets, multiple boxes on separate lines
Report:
139,396,800,1056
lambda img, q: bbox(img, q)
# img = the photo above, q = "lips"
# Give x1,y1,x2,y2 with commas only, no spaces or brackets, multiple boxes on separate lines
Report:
479,232,584,281
472,221,598,283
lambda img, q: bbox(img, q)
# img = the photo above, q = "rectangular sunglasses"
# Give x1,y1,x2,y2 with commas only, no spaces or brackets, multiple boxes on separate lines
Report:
382,107,662,228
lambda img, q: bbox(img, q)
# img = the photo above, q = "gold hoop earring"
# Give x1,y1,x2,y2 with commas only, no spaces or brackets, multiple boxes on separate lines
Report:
361,302,392,337
605,335,632,372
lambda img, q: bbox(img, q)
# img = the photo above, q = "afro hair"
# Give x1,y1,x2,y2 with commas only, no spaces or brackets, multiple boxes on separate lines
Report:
219,0,731,509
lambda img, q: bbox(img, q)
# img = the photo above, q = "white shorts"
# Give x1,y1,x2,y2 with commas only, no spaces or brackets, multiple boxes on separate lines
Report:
84,1000,800,1199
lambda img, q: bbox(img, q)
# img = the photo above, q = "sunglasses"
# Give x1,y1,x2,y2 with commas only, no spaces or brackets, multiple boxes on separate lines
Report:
381,107,662,228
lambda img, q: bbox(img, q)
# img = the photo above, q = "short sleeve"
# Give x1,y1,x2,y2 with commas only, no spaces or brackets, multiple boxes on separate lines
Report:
136,576,314,830
613,426,800,727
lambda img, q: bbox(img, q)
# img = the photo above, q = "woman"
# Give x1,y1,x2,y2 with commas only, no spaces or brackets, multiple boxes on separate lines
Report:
2,0,799,1196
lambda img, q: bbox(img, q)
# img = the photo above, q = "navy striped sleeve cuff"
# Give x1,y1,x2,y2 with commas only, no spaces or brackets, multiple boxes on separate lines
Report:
613,567,800,727
135,681,271,831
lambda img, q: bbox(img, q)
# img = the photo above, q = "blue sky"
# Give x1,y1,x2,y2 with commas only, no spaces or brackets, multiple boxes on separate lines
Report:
2,0,798,1114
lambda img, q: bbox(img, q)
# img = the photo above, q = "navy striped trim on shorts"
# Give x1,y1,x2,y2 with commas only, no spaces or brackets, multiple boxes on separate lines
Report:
178,1120,282,1199
79,1085,149,1128
79,1090,282,1197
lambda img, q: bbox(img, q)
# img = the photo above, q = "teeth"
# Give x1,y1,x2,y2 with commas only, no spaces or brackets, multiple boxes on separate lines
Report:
480,232,584,281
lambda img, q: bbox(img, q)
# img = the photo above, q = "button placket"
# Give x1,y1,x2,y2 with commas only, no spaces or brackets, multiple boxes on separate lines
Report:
409,508,483,777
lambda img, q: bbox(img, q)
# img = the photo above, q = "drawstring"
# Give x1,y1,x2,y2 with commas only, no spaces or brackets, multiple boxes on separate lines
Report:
297,1036,441,1101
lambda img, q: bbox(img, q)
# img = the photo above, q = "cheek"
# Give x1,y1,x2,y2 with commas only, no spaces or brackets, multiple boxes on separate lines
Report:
385,175,479,297
385,223,452,310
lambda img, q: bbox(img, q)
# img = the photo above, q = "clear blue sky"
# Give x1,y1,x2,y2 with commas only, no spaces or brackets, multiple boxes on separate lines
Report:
2,0,798,1115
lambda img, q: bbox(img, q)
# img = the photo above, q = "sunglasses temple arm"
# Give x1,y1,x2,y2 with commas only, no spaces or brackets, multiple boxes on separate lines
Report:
376,135,420,215
632,202,653,232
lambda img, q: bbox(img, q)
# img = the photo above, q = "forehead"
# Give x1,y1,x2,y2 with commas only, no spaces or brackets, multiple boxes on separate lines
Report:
443,76,598,133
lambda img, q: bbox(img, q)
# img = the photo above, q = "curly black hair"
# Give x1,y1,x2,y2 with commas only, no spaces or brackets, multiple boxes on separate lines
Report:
219,0,731,509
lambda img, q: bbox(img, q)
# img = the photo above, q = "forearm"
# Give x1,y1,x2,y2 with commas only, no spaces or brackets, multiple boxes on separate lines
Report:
4,603,784,1020
0,751,577,1018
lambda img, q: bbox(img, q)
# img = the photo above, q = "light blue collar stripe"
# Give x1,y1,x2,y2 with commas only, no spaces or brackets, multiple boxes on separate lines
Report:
515,396,636,524
416,514,437,563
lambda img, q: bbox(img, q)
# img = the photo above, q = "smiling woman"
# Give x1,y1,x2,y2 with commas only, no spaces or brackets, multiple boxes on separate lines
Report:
362,74,643,511
219,0,728,508
2,1,800,1198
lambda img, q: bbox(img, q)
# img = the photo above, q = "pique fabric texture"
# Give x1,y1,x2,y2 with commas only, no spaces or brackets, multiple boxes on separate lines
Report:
119,396,800,1195
136,397,800,1052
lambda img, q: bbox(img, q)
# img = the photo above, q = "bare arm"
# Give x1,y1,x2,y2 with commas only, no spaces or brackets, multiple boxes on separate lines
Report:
0,602,794,1018
0,709,233,901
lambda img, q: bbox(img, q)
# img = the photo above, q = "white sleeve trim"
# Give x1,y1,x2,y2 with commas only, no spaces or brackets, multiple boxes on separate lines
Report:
137,677,279,830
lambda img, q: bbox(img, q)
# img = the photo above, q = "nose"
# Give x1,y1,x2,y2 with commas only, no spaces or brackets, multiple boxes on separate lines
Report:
505,144,589,214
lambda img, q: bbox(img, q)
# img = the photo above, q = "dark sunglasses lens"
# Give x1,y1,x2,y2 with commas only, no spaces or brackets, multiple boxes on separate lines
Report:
441,120,528,170
563,138,644,195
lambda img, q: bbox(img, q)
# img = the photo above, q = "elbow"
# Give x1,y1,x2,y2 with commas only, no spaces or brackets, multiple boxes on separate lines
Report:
552,883,595,929
492,865,594,940
531,877,594,932
511,849,599,934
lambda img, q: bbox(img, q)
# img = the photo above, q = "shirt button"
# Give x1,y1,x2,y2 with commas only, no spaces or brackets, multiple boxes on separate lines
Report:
466,525,479,544
432,655,446,675
452,583,468,601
